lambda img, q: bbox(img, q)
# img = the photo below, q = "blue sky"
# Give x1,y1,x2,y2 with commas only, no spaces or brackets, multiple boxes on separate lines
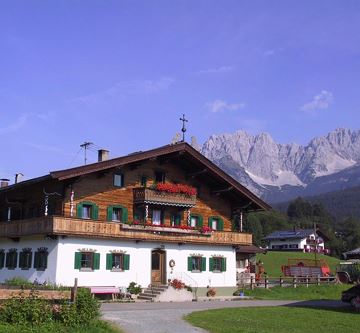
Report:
1,0,360,181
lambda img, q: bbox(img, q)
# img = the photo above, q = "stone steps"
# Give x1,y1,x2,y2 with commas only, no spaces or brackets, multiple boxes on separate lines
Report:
137,284,168,302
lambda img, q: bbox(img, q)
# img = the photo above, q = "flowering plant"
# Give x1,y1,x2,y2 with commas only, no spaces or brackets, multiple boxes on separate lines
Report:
169,278,185,290
200,226,212,233
153,183,197,196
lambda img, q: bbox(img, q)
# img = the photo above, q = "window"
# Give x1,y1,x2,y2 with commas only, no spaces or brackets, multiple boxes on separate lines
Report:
152,209,162,225
106,253,130,271
208,216,224,231
141,176,147,187
6,249,18,270
34,248,48,271
76,202,98,220
19,248,33,270
187,256,206,272
171,214,181,227
114,172,124,187
190,214,203,228
74,252,100,271
209,257,227,272
0,250,4,269
155,171,165,183
107,205,128,223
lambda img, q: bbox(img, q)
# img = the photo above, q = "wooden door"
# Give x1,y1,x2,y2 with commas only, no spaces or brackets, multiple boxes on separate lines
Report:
151,250,165,285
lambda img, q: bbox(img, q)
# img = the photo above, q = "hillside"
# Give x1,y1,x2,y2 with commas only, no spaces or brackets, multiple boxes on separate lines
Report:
256,251,340,277
274,185,360,219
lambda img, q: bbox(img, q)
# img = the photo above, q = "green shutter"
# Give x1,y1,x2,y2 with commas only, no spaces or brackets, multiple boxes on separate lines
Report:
107,206,113,221
74,252,81,269
201,257,206,272
0,252,4,269
93,253,100,270
76,204,82,218
197,215,203,227
5,253,10,268
121,174,125,187
122,207,128,223
187,257,192,271
209,257,214,272
218,218,224,231
208,217,213,227
174,214,181,226
222,258,227,272
92,205,99,220
124,254,130,270
106,253,112,270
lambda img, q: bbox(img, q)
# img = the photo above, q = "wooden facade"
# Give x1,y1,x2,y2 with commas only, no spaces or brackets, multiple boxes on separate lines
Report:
0,143,270,247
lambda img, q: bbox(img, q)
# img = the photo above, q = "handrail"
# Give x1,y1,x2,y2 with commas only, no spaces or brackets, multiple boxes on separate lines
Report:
169,271,198,300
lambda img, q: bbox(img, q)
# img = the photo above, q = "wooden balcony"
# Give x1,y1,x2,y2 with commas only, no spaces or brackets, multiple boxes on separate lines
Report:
0,217,252,246
133,187,196,207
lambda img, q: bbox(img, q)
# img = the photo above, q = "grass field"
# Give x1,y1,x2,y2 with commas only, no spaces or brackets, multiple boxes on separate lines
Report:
185,307,359,333
256,251,340,277
242,284,350,300
0,320,123,333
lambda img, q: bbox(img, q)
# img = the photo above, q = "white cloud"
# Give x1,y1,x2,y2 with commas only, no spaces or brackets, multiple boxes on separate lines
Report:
196,66,236,75
72,77,175,105
0,114,29,134
206,99,245,113
301,90,334,112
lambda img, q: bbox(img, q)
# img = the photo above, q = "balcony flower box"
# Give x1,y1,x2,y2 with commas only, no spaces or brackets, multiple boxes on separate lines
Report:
121,223,212,236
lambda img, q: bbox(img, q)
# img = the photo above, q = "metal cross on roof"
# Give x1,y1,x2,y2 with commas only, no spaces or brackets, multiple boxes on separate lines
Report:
179,114,188,142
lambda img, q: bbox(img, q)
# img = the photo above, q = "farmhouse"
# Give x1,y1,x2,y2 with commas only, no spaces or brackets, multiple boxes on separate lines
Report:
0,142,270,290
264,229,329,254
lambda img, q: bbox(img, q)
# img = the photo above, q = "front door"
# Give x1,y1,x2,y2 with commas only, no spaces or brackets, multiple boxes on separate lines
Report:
151,249,166,285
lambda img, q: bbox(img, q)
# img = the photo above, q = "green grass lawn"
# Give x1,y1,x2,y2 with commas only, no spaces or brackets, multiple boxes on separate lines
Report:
257,251,340,277
242,284,350,300
0,320,123,333
185,307,359,333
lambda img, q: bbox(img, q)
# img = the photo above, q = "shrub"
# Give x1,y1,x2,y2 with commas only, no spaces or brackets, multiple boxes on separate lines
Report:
206,288,216,297
4,277,33,288
127,282,142,295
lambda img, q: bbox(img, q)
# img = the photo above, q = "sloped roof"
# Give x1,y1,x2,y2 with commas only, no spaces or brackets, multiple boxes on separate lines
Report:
1,142,271,211
264,229,315,241
344,247,360,255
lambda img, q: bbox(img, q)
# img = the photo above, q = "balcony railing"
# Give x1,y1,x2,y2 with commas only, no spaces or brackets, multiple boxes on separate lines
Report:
0,217,252,246
133,187,196,207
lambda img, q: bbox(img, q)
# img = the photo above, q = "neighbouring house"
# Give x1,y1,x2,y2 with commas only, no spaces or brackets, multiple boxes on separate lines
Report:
264,229,330,254
0,142,270,290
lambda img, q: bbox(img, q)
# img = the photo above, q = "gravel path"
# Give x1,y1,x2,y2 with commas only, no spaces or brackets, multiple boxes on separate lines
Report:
101,300,349,333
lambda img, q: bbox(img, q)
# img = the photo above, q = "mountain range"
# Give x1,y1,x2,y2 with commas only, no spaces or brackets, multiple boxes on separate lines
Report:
201,128,360,203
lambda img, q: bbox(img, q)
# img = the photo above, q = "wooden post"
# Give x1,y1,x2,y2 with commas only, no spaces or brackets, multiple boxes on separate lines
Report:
317,275,320,286
306,276,309,288
250,276,255,290
293,277,297,288
264,276,269,289
71,278,78,303
279,276,283,288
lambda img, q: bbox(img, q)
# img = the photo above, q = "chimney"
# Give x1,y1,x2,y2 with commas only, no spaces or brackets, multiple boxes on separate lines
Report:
0,178,10,188
98,149,109,162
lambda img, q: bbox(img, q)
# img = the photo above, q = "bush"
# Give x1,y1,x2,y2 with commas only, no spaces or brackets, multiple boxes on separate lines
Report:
4,277,34,288
127,282,142,295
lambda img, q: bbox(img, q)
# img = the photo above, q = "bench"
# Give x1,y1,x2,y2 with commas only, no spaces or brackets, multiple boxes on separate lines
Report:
89,286,132,300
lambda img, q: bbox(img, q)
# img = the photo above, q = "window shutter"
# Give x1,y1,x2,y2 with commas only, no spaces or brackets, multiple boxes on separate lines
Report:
208,217,212,227
122,207,128,223
197,215,203,227
19,252,24,268
28,252,33,269
201,257,206,272
106,253,112,270
92,205,99,220
43,252,48,269
187,257,192,271
74,252,81,269
5,253,10,268
93,253,100,270
222,258,227,272
124,254,130,270
107,206,113,221
218,218,224,231
209,257,214,272
76,204,82,218
121,174,124,187
174,214,181,226
0,252,4,269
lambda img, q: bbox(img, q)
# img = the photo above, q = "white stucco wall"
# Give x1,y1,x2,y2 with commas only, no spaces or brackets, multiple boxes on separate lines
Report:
268,233,324,251
55,237,236,288
0,236,59,284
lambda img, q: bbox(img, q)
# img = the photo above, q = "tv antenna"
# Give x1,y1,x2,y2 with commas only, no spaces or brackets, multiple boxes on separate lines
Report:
80,142,93,165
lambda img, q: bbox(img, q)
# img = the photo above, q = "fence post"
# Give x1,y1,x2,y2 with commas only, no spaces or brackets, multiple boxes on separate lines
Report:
71,278,78,303
250,276,255,290
293,277,297,289
306,276,309,288
317,275,320,286
264,276,269,289
279,276,283,288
